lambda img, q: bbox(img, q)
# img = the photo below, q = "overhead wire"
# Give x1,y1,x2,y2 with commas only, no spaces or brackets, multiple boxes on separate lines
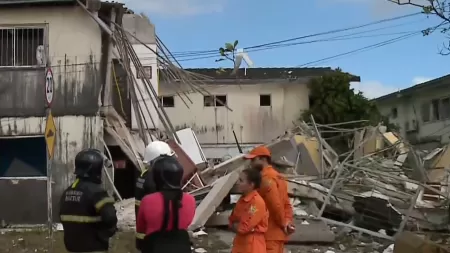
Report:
167,12,423,57
296,20,447,67
135,15,428,62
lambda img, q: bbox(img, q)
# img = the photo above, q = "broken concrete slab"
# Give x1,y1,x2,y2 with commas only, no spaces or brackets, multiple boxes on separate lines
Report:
287,219,335,244
189,170,241,231
393,231,450,253
205,210,232,227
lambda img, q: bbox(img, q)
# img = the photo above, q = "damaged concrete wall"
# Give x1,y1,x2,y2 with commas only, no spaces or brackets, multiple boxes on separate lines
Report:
159,82,309,144
0,116,103,223
121,14,159,130
0,6,102,117
0,6,105,224
376,83,450,145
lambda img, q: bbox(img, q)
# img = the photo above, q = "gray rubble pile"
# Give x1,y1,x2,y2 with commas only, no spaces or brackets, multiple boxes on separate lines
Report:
115,120,450,252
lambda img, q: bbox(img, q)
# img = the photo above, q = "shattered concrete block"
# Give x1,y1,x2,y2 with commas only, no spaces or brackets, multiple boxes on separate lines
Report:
394,231,450,253
287,219,335,244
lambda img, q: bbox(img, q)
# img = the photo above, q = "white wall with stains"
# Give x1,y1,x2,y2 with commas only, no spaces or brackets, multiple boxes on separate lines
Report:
159,82,309,144
0,6,102,67
130,44,159,130
0,6,103,117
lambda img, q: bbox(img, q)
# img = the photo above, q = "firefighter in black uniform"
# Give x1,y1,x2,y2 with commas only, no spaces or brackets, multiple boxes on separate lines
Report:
135,141,175,252
59,148,118,253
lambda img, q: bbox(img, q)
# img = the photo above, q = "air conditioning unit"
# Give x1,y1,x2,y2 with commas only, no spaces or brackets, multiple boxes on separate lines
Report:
406,119,418,133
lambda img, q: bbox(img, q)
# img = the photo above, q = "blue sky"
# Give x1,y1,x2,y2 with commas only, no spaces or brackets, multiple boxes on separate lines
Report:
123,0,449,98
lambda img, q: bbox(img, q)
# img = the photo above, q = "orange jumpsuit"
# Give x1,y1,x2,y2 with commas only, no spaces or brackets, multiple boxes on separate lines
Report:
258,165,293,253
229,190,269,253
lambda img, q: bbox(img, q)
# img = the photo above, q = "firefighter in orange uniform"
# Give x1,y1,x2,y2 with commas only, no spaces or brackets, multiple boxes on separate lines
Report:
244,145,294,253
229,168,268,253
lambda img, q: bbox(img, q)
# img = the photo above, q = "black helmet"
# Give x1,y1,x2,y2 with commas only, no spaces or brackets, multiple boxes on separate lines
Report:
74,148,104,182
152,156,184,191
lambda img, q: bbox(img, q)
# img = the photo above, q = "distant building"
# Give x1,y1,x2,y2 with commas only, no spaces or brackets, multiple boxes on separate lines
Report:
374,74,450,149
159,67,360,159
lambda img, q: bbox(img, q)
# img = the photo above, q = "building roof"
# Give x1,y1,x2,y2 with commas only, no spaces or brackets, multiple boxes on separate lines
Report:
0,0,74,5
373,74,450,103
0,0,124,9
183,67,361,82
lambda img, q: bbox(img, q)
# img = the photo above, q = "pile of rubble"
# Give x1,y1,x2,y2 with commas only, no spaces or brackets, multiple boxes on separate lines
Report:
115,120,450,252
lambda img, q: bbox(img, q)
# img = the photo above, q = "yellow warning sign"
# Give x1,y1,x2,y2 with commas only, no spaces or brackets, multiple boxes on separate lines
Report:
45,111,56,159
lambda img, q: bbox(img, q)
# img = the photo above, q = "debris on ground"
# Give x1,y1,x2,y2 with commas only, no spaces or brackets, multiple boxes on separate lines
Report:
112,119,450,251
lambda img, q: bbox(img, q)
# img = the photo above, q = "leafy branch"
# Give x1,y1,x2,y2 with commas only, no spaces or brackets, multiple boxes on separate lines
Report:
388,0,450,54
216,40,239,64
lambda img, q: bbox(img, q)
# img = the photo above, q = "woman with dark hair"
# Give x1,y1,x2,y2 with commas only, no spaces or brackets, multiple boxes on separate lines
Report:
136,156,195,253
229,167,268,253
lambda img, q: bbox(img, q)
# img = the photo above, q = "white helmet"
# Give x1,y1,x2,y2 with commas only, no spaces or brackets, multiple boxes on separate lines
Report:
143,141,175,165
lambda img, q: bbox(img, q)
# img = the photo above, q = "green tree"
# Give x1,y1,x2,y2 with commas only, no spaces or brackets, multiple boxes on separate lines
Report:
302,69,382,124
302,69,396,153
216,40,239,64
215,40,240,75
388,0,450,54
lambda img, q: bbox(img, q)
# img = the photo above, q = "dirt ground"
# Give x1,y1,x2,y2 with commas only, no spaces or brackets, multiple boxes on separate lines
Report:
0,228,395,253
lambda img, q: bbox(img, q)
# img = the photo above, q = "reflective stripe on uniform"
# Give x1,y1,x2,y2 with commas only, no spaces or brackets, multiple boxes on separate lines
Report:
135,200,141,206
140,168,148,177
71,178,80,189
60,215,102,223
94,197,115,211
136,232,145,239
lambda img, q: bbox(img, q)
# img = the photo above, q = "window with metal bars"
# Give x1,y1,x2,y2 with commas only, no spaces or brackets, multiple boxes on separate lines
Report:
0,27,45,67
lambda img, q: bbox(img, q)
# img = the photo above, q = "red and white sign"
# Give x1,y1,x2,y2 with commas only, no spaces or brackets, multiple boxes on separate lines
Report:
45,68,54,107
113,160,127,169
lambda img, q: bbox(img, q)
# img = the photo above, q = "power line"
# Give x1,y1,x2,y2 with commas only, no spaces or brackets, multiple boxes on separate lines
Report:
296,32,420,67
173,29,423,63
296,21,446,67
147,17,427,63
245,12,422,50
166,12,422,57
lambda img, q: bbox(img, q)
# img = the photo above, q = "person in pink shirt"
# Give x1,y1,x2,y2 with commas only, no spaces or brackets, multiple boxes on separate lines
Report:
136,156,195,253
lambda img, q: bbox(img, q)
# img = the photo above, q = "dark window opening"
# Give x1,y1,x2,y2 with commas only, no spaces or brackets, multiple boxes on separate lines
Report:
441,98,450,119
137,66,152,79
0,27,45,67
431,99,440,121
0,137,46,177
215,95,227,107
204,95,227,107
204,95,214,107
421,102,430,123
391,107,398,118
160,96,174,107
260,94,271,106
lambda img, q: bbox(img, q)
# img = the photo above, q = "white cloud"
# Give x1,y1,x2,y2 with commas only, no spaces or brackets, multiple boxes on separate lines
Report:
351,81,400,99
118,0,225,16
412,76,432,85
318,0,426,17
351,76,433,99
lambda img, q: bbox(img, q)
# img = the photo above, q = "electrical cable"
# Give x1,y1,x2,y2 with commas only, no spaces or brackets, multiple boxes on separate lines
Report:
167,12,423,57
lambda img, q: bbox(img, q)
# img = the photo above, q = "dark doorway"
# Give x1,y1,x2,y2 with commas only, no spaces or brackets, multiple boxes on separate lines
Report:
0,136,47,224
109,146,137,199
0,136,46,177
